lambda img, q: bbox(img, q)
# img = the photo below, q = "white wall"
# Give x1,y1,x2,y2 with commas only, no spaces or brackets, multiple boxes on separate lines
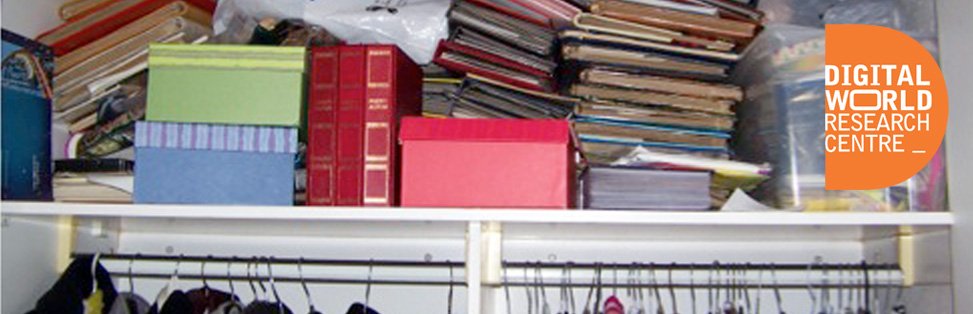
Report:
1,0,65,38
0,216,63,314
938,0,973,312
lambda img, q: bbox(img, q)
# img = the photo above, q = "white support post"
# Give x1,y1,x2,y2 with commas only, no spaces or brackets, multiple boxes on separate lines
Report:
467,221,483,314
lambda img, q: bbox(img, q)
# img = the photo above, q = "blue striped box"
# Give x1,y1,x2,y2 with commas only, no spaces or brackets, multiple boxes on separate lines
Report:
134,121,298,205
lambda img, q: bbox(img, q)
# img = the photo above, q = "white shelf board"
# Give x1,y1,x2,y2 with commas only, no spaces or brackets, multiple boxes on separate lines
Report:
0,201,954,226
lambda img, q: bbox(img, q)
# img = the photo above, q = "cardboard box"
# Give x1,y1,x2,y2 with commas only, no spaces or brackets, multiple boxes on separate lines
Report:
133,121,297,205
399,118,575,208
146,44,305,127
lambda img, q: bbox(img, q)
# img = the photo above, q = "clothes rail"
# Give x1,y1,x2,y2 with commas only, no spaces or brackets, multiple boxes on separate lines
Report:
106,273,466,287
502,261,900,271
73,253,465,268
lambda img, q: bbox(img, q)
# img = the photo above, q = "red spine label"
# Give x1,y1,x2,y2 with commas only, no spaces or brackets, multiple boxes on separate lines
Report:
363,47,395,206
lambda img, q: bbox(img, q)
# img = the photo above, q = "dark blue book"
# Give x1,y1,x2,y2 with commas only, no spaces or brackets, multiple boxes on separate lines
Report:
2,29,54,200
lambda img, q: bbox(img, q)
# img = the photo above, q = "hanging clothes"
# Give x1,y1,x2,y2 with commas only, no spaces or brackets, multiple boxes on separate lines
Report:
186,287,235,314
106,292,151,314
242,301,294,314
345,303,380,314
28,255,118,314
159,291,194,314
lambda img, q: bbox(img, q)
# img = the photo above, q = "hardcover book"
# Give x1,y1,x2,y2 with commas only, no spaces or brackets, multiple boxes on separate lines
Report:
2,30,54,200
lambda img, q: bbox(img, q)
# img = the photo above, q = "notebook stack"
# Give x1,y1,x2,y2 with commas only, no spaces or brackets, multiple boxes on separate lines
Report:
38,0,216,159
562,0,765,208
133,44,303,206
449,75,578,119
305,45,423,207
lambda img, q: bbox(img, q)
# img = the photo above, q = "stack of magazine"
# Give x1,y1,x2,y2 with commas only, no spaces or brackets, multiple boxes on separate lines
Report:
563,0,767,208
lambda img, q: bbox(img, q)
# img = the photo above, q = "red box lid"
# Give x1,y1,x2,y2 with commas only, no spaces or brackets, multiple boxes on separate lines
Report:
399,117,570,143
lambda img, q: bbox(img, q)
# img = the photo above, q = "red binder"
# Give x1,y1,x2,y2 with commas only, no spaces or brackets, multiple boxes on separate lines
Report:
307,46,340,206
335,46,367,206
37,0,215,56
362,45,423,206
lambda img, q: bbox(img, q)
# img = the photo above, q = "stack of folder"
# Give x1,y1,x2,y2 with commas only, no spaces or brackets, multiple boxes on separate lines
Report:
561,0,766,208
38,0,216,158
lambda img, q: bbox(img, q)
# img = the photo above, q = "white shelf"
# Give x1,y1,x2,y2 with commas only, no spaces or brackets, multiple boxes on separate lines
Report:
0,201,954,226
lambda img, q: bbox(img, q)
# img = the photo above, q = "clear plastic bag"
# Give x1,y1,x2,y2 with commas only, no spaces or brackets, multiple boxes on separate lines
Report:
213,0,451,64
731,25,947,211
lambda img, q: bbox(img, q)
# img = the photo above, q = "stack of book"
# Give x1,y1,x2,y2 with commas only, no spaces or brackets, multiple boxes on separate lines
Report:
133,44,303,206
583,166,711,210
562,0,765,208
432,0,576,93
306,45,423,207
38,0,216,159
450,75,577,119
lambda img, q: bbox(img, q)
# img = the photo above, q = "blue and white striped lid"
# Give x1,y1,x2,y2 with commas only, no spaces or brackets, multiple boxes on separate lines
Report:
135,121,298,154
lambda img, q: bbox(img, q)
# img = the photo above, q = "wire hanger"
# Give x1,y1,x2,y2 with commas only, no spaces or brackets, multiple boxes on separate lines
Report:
770,263,784,314
266,257,285,313
743,264,752,314
708,263,715,314
649,263,663,314
363,259,373,314
526,265,534,314
668,264,678,314
503,261,513,314
538,262,551,314
806,263,818,314
128,254,136,294
689,265,697,314
298,258,321,314
447,260,454,314
755,266,763,314
247,260,259,302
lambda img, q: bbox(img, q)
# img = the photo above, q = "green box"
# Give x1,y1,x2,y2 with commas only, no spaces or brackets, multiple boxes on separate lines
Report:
146,44,306,127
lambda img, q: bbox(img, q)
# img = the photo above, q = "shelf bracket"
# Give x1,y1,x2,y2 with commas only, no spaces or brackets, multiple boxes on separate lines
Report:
898,226,915,286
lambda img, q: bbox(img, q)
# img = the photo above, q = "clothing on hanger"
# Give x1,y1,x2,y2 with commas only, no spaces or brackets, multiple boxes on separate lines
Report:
28,255,118,314
344,303,380,314
603,295,625,314
186,287,235,314
213,300,245,314
159,291,194,314
242,301,294,314
107,292,151,314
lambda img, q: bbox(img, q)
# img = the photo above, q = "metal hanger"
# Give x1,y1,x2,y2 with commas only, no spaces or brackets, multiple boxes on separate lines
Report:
649,263,664,314
755,266,763,314
448,260,455,314
539,262,551,314
708,263,715,314
770,263,784,314
568,263,576,314
128,254,136,293
363,259,373,314
503,261,513,314
526,265,534,314
247,260,259,302
298,258,321,314
201,256,211,298
90,252,101,295
722,263,733,314
743,264,752,314
668,264,679,314
254,257,268,301
689,265,697,314
881,265,893,314
559,264,568,314
224,258,242,314
582,263,597,314
891,265,906,314
806,263,818,314
266,257,285,313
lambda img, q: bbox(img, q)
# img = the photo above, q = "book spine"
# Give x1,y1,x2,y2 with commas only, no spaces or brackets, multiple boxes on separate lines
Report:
362,46,396,206
49,0,171,56
361,46,423,206
335,46,366,206
307,46,340,206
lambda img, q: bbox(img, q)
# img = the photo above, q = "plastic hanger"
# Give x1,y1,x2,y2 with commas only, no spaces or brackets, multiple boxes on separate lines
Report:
91,252,101,295
298,258,322,314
